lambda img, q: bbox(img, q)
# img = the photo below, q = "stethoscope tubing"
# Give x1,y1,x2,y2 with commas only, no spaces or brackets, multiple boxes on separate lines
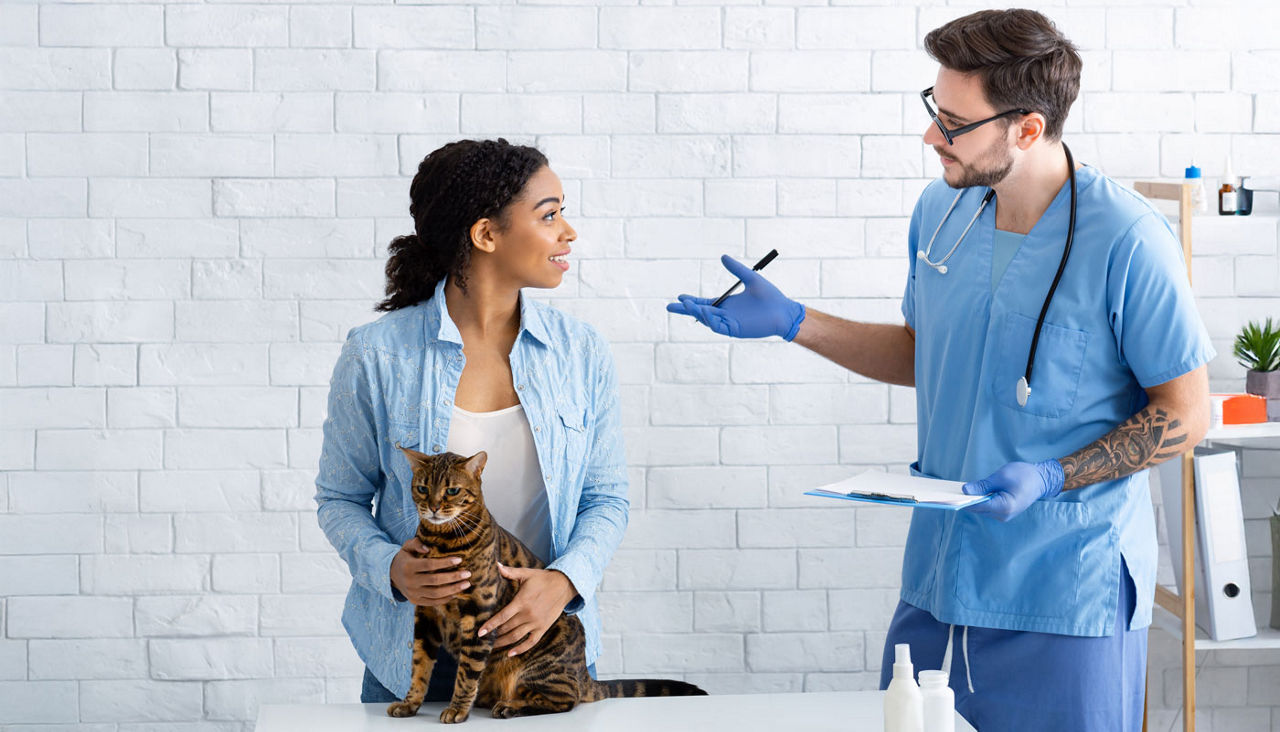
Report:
1024,144,1077,398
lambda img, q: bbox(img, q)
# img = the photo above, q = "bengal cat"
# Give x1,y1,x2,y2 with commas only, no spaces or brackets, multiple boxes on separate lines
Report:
388,446,706,723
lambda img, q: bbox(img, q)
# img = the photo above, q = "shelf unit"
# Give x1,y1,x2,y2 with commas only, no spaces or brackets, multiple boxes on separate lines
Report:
1151,607,1280,652
1135,180,1280,732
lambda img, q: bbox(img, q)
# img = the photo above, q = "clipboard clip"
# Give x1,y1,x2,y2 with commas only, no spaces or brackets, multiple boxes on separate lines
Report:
863,492,919,505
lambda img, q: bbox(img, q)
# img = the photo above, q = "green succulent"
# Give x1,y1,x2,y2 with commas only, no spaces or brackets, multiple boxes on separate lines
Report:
1234,318,1280,372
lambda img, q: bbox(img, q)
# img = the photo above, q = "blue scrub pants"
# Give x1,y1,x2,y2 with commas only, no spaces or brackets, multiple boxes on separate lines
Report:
880,559,1147,732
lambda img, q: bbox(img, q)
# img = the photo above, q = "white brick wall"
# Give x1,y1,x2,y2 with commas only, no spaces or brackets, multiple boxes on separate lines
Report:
2,1,1280,730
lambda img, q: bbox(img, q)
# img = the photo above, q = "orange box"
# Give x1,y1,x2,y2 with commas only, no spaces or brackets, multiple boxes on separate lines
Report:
1210,393,1267,425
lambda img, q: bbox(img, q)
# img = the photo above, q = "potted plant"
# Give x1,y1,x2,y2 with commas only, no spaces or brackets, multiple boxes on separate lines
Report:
1234,318,1280,399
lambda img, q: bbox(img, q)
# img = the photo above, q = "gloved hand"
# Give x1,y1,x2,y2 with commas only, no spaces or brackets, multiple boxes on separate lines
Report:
666,254,806,340
962,459,1064,522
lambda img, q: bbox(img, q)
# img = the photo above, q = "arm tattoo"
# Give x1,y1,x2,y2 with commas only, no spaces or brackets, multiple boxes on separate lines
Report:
1058,405,1190,492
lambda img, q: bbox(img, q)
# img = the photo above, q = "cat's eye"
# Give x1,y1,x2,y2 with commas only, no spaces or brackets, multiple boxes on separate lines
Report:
445,487,460,497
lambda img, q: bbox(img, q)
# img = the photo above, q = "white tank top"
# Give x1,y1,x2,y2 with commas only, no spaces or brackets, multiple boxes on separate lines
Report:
444,404,552,563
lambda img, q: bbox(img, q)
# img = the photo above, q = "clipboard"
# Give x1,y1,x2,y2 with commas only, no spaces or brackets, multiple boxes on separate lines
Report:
804,470,993,511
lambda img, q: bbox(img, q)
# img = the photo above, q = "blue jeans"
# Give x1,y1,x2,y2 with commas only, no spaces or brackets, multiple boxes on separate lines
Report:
361,652,597,703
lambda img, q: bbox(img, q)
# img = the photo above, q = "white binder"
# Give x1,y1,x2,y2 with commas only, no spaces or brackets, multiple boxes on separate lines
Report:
1155,449,1257,642
1192,449,1256,641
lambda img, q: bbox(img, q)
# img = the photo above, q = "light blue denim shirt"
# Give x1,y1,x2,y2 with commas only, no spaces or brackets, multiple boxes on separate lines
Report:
315,279,628,697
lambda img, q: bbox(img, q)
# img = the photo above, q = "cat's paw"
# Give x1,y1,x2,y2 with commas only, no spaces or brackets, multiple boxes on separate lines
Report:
386,701,420,718
439,705,471,724
491,702,518,719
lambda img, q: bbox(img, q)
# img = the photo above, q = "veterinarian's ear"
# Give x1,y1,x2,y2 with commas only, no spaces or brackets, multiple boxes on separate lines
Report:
463,451,487,478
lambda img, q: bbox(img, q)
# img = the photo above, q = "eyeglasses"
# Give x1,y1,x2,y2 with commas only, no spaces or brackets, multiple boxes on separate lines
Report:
921,87,1031,146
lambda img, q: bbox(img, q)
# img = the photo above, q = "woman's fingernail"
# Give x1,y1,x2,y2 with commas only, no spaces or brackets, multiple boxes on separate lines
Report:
451,557,462,564
461,571,471,579
477,629,487,637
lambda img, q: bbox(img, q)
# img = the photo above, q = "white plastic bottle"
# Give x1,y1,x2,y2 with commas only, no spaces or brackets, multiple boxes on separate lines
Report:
919,670,955,732
1185,163,1208,214
884,643,923,732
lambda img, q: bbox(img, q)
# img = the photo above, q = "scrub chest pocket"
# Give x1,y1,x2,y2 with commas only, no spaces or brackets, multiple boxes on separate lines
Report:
990,312,1089,419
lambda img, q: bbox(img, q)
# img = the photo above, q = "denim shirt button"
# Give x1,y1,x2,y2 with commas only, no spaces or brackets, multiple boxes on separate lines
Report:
432,444,441,452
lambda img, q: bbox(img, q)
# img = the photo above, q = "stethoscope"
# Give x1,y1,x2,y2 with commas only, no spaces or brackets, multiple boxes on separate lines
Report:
917,144,1078,408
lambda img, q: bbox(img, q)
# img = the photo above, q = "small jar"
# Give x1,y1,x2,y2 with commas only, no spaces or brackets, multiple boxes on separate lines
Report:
918,670,954,732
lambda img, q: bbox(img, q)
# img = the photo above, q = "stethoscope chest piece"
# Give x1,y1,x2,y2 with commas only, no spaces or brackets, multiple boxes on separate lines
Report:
1016,376,1030,407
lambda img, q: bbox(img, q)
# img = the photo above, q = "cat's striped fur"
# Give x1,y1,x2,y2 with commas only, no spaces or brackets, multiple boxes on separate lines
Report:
388,447,706,723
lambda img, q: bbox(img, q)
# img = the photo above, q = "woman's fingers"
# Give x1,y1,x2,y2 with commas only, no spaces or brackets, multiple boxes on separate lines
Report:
416,556,462,572
507,628,542,656
417,568,471,587
493,621,536,651
478,602,521,638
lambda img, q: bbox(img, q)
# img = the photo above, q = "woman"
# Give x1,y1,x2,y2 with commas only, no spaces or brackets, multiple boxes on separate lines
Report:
315,139,628,704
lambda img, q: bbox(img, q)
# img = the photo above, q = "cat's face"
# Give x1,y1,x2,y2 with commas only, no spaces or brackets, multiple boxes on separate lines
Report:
398,448,487,525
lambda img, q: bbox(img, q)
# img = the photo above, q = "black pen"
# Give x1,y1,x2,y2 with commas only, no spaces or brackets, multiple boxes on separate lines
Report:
711,249,779,307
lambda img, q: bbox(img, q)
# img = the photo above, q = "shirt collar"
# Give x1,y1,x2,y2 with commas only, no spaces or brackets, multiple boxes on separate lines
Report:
424,277,551,349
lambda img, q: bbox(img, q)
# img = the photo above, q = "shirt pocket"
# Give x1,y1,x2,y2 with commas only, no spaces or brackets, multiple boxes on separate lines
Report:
555,400,589,465
989,312,1088,419
955,500,1089,620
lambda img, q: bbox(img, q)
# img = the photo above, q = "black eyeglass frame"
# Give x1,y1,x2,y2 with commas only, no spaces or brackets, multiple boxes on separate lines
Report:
921,87,1031,146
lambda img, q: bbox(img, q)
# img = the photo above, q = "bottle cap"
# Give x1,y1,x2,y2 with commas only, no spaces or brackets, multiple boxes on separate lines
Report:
894,643,911,665
918,670,949,687
1184,165,1202,179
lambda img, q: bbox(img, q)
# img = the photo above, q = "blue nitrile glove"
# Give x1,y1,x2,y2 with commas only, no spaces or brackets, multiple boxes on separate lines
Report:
962,459,1064,522
666,254,806,341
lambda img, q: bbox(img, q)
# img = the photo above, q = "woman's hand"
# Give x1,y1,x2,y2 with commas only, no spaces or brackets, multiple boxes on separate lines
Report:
389,537,471,606
477,565,578,656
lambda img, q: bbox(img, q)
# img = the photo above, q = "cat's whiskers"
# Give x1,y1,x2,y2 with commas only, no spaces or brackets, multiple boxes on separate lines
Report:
454,512,481,534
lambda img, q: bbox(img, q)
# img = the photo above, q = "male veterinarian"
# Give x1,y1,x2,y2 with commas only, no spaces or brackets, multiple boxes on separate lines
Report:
668,9,1213,731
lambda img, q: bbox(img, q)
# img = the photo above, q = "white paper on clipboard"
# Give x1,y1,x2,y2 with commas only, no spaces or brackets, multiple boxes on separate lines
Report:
805,470,991,510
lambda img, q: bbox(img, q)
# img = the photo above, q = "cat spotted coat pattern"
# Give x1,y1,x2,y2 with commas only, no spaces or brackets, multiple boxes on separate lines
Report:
389,447,706,723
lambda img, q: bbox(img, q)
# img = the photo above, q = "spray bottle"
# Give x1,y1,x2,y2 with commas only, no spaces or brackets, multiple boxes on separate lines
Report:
884,643,923,732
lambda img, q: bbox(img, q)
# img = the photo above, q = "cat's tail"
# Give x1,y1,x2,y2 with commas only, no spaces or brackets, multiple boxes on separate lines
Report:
588,678,708,701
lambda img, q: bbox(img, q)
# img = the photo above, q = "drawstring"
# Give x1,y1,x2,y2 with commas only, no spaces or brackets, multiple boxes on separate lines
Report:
962,626,974,693
941,624,976,694
941,624,954,678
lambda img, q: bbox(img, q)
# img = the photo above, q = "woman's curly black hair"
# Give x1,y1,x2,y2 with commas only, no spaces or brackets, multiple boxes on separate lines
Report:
376,139,548,312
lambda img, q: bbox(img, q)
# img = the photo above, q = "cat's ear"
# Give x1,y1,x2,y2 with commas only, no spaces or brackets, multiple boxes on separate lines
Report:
463,451,487,479
396,443,429,465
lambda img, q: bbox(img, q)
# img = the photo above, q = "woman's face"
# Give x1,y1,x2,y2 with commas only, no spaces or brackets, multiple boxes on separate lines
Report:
486,166,576,291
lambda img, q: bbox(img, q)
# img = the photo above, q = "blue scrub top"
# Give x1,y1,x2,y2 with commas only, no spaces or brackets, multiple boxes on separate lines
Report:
900,166,1215,637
